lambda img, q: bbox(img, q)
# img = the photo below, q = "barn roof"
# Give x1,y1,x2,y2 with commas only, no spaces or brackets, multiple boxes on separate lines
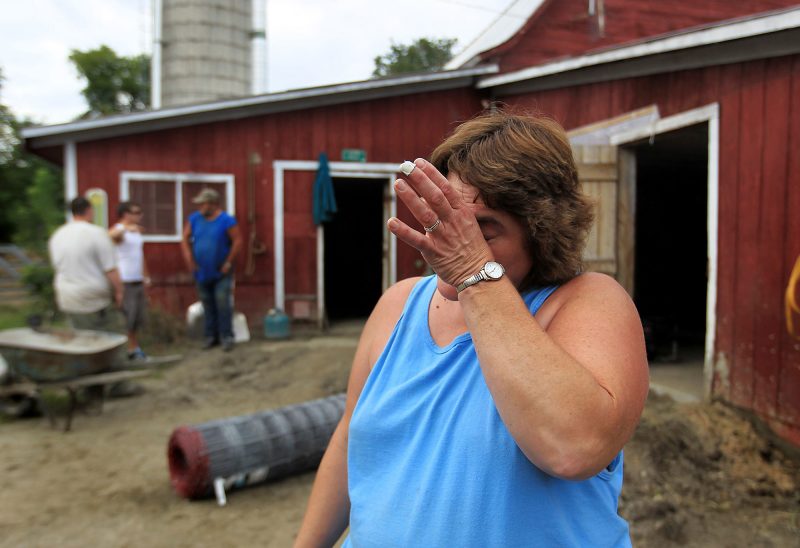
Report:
21,64,498,147
444,0,547,69
479,6,800,95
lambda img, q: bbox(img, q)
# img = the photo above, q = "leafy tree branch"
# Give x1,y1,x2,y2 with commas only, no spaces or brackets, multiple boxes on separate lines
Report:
373,37,457,78
69,45,150,118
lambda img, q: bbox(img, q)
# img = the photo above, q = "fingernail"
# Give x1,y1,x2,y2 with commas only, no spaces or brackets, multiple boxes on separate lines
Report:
399,160,416,176
387,218,399,229
394,180,407,192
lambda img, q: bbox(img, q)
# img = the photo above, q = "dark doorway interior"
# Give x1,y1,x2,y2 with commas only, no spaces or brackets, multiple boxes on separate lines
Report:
324,178,385,321
631,124,708,362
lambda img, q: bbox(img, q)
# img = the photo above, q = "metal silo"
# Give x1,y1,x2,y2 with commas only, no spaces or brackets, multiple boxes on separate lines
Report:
153,0,260,108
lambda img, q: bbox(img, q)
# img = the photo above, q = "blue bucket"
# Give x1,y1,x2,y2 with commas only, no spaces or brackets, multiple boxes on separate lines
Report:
263,309,290,339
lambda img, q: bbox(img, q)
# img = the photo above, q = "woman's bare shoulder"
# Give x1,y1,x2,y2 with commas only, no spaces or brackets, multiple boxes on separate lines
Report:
567,271,625,292
371,276,423,325
537,272,634,327
556,271,629,300
360,276,424,365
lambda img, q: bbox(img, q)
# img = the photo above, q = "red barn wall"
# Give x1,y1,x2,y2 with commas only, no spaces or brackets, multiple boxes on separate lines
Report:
74,88,482,323
489,0,800,72
503,54,800,445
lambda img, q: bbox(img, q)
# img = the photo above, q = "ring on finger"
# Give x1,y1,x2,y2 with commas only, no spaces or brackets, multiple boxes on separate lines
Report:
424,219,441,233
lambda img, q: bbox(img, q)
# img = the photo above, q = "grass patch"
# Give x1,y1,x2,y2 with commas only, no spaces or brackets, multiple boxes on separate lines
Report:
0,305,35,330
0,306,66,331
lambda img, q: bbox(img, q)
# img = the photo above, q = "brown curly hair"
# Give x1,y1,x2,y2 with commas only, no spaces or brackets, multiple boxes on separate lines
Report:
430,110,594,290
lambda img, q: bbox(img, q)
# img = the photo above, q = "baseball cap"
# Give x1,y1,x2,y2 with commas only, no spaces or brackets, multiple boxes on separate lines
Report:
192,188,220,204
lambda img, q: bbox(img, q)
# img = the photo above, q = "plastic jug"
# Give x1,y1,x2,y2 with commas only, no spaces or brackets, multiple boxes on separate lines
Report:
263,308,290,339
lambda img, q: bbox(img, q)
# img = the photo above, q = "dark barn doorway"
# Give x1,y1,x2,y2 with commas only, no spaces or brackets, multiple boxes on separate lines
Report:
630,123,708,365
324,177,385,321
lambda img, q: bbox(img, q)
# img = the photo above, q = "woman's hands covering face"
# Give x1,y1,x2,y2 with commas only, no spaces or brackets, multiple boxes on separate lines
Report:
388,158,492,289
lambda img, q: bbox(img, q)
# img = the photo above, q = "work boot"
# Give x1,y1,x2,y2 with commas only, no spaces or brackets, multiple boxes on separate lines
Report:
222,337,234,352
128,347,148,361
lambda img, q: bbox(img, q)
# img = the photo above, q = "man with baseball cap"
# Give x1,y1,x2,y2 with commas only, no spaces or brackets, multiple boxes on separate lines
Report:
181,188,242,351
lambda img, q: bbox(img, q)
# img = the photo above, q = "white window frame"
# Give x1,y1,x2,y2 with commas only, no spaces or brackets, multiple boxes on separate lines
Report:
119,171,235,242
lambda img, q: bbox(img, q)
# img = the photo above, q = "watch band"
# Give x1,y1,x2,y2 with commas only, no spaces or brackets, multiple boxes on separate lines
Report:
456,271,485,293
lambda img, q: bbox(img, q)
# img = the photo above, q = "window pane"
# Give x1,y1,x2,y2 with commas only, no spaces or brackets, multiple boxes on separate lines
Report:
129,179,176,236
182,181,229,225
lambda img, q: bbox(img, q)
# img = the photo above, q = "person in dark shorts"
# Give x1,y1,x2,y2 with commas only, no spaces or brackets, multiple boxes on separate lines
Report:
109,201,150,360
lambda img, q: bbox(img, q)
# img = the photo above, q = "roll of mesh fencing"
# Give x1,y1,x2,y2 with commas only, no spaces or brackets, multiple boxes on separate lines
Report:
168,393,346,499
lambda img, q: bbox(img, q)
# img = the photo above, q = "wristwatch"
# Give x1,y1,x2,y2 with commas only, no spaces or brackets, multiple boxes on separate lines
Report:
456,261,505,293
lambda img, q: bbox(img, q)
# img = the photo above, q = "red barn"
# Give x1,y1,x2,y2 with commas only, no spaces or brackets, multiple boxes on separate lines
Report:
23,0,800,446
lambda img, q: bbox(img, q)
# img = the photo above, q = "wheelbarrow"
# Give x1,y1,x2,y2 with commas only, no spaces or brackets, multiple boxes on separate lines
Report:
0,327,153,431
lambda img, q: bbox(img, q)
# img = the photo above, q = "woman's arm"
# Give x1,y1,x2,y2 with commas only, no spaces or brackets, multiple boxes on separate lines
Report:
292,386,357,547
460,272,648,480
294,278,417,546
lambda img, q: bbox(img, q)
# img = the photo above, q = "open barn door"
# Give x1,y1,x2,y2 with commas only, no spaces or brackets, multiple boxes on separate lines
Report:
569,107,658,296
573,145,636,296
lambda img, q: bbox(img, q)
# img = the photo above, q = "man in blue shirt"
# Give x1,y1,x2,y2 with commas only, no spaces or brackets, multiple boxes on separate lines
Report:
181,188,242,351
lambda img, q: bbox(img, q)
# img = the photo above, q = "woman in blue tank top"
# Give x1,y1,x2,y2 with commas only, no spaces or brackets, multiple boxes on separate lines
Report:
295,111,649,547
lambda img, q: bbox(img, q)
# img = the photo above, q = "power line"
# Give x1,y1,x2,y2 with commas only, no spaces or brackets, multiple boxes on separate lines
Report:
433,0,527,19
443,0,527,59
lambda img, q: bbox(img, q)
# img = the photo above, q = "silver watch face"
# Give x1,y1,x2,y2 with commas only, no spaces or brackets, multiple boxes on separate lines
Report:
483,261,505,280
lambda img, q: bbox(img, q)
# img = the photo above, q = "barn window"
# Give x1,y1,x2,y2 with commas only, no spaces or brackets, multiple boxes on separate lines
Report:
119,172,235,242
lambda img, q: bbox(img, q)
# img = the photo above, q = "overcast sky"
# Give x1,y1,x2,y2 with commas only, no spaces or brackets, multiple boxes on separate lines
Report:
0,0,516,125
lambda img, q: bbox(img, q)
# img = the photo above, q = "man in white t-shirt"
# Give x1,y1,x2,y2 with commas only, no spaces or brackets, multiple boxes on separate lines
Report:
109,201,150,360
49,196,124,330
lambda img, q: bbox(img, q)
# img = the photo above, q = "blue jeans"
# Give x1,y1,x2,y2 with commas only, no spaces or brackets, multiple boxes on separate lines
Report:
196,274,233,341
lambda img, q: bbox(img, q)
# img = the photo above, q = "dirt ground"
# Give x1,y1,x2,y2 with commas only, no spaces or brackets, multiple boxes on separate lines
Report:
1,325,798,547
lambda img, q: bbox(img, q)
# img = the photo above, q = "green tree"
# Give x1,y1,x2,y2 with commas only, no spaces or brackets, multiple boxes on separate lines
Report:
69,45,150,117
373,37,458,78
0,68,64,248
0,68,22,242
10,167,64,253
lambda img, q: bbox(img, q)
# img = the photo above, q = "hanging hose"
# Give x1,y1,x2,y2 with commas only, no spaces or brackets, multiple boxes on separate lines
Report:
786,255,800,339
245,151,267,277
246,230,267,277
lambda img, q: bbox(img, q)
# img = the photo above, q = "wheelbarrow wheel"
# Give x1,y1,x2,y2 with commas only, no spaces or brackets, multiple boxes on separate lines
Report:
0,393,40,418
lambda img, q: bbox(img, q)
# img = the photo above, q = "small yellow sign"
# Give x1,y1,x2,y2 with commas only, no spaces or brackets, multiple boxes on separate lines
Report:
85,188,108,228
